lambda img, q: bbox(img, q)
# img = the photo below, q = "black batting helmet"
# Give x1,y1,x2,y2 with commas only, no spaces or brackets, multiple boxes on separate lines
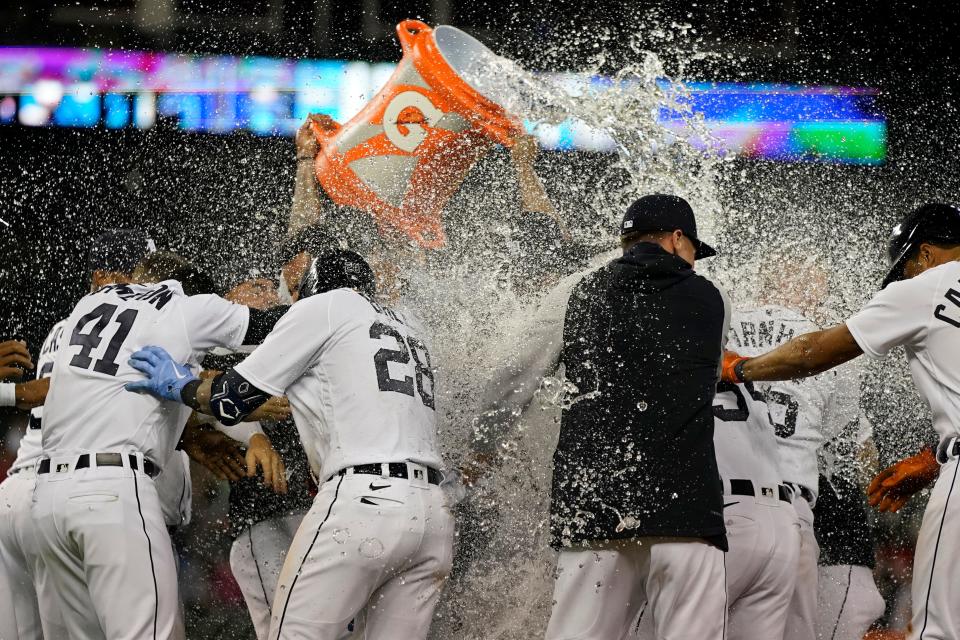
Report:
298,248,376,300
883,203,960,289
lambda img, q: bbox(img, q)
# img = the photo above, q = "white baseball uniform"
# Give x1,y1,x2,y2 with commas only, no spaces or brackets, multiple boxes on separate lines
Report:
846,261,960,640
32,281,249,640
232,289,453,640
731,304,866,640
0,320,68,640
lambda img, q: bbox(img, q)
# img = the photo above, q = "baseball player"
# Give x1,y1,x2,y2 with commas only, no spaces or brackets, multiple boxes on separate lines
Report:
0,229,155,640
125,249,453,640
30,247,288,640
0,333,67,640
722,202,960,640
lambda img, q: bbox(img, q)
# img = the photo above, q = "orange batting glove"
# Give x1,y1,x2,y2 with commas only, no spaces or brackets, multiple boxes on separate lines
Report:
868,447,939,513
720,351,751,383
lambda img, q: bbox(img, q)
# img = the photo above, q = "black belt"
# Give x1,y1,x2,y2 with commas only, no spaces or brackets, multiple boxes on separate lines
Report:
338,462,442,486
728,479,791,503
784,482,814,504
38,453,159,478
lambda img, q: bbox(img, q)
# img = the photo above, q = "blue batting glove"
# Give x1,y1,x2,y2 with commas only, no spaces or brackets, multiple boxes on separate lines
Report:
125,345,197,403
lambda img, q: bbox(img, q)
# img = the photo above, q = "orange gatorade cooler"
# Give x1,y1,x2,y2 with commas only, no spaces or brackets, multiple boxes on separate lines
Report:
312,20,526,249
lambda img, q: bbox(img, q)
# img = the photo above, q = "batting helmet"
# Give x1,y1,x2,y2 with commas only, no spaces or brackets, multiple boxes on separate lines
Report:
883,203,960,288
298,248,376,300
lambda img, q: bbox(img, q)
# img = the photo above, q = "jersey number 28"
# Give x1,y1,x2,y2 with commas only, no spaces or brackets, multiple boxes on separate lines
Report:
69,303,139,376
370,322,434,409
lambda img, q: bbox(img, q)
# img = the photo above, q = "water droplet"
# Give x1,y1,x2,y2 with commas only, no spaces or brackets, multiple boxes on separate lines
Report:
359,538,384,558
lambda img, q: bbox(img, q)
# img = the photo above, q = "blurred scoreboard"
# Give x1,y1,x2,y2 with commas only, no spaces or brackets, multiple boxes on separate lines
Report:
0,46,886,164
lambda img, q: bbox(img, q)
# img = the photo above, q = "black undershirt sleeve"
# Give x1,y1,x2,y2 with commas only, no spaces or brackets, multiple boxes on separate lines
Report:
244,306,290,345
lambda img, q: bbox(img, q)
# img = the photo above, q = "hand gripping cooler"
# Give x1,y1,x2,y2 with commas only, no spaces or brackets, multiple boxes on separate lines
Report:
311,20,525,249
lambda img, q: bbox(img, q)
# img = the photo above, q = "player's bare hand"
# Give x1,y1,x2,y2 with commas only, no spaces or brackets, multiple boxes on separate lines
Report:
0,340,33,380
297,113,338,158
199,369,221,380
509,133,539,166
15,378,49,410
246,433,288,494
867,447,939,513
248,396,291,423
181,422,247,481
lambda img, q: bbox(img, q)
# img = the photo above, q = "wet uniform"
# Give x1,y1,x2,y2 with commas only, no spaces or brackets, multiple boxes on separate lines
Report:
228,288,452,640
846,261,960,640
32,281,249,640
0,320,68,640
736,304,876,640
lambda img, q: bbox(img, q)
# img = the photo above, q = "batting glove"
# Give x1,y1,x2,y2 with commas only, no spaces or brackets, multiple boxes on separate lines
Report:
867,447,939,513
125,345,197,403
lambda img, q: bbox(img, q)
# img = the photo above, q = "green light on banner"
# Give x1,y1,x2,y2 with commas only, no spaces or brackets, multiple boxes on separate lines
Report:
791,122,887,165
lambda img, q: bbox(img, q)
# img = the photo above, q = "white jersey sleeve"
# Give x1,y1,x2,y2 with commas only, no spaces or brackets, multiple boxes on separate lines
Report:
848,262,960,443
846,275,934,358
11,319,67,472
234,294,335,396
180,293,250,354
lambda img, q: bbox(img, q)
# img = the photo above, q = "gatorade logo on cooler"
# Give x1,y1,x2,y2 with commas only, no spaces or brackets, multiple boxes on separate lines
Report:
310,20,525,249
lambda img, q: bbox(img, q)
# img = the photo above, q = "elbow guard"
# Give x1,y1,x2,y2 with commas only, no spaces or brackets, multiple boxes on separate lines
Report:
209,369,270,426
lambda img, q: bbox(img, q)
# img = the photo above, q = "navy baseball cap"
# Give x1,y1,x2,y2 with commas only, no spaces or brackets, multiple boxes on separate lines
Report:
621,194,717,259
87,229,156,274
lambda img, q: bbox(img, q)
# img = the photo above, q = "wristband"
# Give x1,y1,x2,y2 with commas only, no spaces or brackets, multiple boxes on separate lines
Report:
181,379,202,410
296,155,315,162
0,383,15,407
733,358,748,383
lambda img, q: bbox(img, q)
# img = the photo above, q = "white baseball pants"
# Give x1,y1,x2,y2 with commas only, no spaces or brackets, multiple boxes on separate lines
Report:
723,496,800,639
630,495,800,640
31,457,184,640
909,456,960,640
230,512,306,640
0,469,67,640
784,496,819,640
267,469,454,640
546,536,727,640
816,564,885,640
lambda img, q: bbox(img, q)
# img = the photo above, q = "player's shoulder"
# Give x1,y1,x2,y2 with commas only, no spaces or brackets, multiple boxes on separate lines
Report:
891,260,960,294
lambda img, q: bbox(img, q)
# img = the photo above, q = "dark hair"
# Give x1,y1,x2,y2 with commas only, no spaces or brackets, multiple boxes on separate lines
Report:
621,229,672,248
135,251,216,296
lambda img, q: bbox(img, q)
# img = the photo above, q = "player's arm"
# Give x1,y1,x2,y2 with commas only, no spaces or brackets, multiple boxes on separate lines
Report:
125,349,273,427
0,377,50,410
288,114,338,232
722,323,864,383
510,134,558,217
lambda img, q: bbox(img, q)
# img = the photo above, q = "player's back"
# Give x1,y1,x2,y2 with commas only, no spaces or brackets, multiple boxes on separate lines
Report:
712,311,783,486
42,281,248,464
236,288,441,482
732,305,839,495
